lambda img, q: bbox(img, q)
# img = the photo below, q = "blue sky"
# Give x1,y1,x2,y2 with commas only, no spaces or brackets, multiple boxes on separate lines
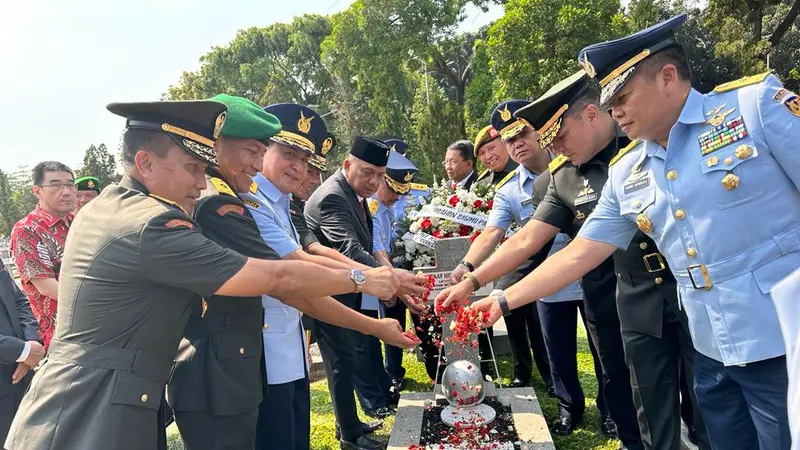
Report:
0,0,502,174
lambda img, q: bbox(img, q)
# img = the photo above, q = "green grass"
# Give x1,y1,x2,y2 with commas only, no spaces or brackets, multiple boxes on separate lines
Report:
168,325,617,450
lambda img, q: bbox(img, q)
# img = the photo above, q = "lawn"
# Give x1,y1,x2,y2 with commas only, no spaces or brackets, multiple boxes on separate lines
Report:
167,325,618,450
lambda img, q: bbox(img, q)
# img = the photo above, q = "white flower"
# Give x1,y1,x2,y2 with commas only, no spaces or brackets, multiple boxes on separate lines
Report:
431,197,443,206
430,217,440,226
410,222,420,233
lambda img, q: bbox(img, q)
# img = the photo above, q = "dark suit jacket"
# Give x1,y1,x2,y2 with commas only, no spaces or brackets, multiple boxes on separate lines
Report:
463,171,478,191
0,259,41,392
304,170,380,310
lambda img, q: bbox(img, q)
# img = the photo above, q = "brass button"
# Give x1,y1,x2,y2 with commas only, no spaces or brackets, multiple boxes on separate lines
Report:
239,347,245,355
675,209,686,220
686,248,697,258
263,323,269,330
617,273,622,279
633,200,642,208
724,157,733,166
666,170,678,180
706,156,719,167
655,277,663,285
639,241,648,250
141,394,149,403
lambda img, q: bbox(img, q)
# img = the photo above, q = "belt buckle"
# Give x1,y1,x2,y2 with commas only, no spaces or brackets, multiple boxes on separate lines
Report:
642,253,666,273
687,264,712,290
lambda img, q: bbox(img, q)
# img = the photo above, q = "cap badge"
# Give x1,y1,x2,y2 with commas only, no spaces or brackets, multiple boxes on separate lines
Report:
579,55,596,78
390,143,397,152
213,111,226,139
321,137,333,156
403,171,413,182
499,105,512,122
87,180,95,188
297,111,314,134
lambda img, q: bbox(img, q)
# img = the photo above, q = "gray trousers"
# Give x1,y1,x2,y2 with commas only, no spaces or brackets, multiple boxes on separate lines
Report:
174,408,259,450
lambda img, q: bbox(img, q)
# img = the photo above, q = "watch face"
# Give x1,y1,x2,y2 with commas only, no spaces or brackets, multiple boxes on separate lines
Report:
353,269,366,284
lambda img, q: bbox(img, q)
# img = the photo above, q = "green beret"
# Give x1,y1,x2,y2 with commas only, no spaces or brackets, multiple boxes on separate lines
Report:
75,176,101,192
208,94,281,144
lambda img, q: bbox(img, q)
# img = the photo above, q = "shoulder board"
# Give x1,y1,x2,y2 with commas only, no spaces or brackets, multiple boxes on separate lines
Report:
610,139,641,166
477,168,490,180
368,198,379,215
209,177,237,197
711,72,771,95
410,183,428,191
243,199,259,209
148,194,188,215
494,168,519,190
548,154,569,174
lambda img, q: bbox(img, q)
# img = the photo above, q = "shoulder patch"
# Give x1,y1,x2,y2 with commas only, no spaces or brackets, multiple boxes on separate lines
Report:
477,168,490,180
494,168,519,190
217,204,245,216
368,198,379,215
209,177,236,197
165,219,194,229
410,183,428,191
711,72,771,95
243,199,260,209
610,139,641,166
548,154,569,174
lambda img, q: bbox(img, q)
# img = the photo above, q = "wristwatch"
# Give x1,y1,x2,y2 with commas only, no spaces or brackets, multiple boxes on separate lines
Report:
459,260,475,272
350,269,366,293
491,289,512,317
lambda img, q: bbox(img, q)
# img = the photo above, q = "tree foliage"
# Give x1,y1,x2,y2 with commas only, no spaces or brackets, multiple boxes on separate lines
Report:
76,144,121,188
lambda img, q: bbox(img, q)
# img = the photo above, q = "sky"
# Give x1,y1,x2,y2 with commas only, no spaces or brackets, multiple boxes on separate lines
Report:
0,0,503,174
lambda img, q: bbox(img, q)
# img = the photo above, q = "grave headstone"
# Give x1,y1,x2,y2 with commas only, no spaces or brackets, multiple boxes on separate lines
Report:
414,236,493,369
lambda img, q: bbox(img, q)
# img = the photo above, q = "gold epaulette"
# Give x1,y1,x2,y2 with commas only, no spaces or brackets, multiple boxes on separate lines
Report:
494,168,519,189
368,198,379,215
610,139,641,166
410,183,428,191
477,168,490,181
210,177,236,197
711,72,771,94
548,154,569,174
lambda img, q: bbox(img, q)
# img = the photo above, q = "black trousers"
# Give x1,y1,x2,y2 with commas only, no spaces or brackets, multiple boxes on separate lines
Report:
311,319,363,442
503,302,553,387
383,301,407,380
175,408,258,450
353,309,393,411
537,299,608,419
255,378,311,450
581,268,644,450
622,305,710,450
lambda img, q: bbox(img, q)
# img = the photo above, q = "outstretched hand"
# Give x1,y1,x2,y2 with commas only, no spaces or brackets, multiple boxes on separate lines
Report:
468,296,502,326
372,318,420,349
434,280,473,314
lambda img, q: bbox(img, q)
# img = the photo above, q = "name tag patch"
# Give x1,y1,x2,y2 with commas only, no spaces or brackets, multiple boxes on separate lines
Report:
574,193,597,206
624,176,651,194
521,198,532,207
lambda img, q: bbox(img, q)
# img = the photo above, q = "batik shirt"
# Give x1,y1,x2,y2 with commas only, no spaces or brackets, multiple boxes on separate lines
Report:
10,205,73,348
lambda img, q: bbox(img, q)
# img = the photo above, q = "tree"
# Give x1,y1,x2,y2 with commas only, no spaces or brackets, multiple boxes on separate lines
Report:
464,38,495,137
9,166,36,225
76,144,121,188
0,170,18,237
487,0,625,101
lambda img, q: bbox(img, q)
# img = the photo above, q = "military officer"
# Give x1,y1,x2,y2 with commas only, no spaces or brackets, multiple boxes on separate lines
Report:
384,138,429,234
4,99,406,450
439,92,644,449
74,175,101,212
470,13,796,450
472,124,518,188
365,150,426,392
450,101,613,436
516,71,708,449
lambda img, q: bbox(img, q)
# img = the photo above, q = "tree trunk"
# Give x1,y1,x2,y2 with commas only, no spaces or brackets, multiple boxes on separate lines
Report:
769,0,800,48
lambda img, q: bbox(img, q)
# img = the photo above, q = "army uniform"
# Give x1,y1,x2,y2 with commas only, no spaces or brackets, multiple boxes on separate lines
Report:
578,14,796,449
473,123,518,189
4,99,250,450
529,136,643,450
166,95,282,450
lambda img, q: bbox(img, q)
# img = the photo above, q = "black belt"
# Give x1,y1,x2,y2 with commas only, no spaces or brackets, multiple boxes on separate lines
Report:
47,338,174,381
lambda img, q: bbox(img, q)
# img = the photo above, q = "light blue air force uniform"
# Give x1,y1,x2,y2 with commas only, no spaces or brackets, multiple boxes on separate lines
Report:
579,74,800,366
243,173,307,384
360,197,396,311
391,185,430,238
487,165,584,303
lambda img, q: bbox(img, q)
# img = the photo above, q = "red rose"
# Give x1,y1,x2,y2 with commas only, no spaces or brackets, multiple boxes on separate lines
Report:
432,230,444,238
448,195,460,207
420,218,432,230
473,199,483,209
458,225,471,236
487,199,494,210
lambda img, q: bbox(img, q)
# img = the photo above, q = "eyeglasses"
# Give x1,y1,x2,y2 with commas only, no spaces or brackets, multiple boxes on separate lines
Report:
40,183,77,191
442,159,466,167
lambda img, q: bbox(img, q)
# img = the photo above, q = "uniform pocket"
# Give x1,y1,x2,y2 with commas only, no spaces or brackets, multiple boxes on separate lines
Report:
699,142,765,209
110,372,163,411
214,329,260,360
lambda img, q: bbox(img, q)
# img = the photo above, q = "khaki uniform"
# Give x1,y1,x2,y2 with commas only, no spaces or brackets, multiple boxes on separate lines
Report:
5,176,246,450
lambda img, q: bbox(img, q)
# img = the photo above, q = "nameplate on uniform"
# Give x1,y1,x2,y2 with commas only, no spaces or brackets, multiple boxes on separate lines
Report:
624,176,651,194
521,198,532,207
574,192,597,206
